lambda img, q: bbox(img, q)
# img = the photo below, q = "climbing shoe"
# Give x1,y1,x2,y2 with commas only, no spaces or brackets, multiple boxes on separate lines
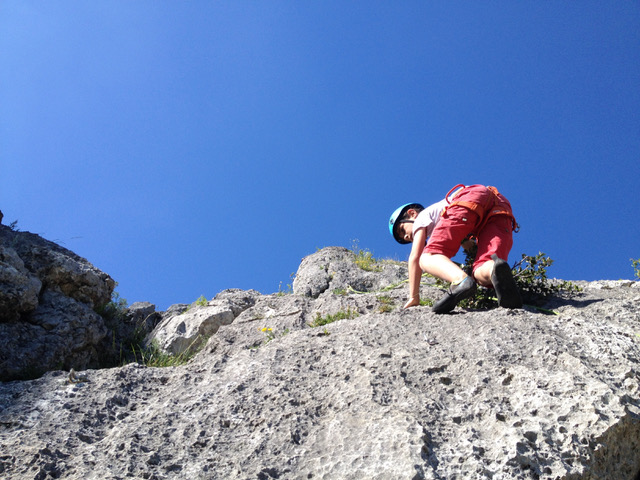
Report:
432,276,477,314
490,254,523,309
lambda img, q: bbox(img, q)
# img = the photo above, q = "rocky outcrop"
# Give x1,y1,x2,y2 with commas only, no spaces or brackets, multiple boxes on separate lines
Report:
0,242,41,321
0,226,116,380
1,245,640,479
292,246,407,298
147,289,260,355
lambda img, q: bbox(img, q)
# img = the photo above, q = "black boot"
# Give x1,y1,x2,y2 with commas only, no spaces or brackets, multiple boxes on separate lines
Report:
432,276,477,314
490,254,523,309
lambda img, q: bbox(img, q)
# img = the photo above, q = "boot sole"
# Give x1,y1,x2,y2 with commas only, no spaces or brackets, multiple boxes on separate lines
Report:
491,255,522,309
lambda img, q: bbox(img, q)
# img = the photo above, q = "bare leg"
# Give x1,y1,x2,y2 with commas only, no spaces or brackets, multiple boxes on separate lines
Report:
420,253,467,283
424,253,478,314
473,260,495,287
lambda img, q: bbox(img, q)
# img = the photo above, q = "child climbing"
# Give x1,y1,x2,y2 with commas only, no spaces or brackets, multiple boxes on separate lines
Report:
389,184,522,314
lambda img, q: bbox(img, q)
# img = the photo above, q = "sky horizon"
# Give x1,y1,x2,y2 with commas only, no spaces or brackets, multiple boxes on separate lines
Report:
2,2,639,310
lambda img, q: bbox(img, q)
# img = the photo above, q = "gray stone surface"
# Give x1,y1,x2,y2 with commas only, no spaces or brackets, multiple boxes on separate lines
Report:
0,244,41,321
293,246,408,298
0,226,115,380
147,289,261,355
0,245,639,479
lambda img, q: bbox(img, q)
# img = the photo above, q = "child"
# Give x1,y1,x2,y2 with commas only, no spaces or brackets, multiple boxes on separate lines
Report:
389,184,522,314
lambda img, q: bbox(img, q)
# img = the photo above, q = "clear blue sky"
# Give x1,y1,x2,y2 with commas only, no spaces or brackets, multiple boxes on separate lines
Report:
2,2,639,310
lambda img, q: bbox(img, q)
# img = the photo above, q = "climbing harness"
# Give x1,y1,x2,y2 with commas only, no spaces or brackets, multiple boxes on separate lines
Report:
443,184,519,233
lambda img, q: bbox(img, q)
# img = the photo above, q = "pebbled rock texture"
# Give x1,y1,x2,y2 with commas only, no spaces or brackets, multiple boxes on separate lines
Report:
1,246,640,479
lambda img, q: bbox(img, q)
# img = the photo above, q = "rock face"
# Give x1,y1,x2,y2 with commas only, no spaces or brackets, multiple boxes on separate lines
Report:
292,246,407,298
147,289,260,355
0,226,116,380
1,246,640,479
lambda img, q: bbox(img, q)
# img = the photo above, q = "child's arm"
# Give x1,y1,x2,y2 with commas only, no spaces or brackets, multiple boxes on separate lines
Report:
404,228,427,309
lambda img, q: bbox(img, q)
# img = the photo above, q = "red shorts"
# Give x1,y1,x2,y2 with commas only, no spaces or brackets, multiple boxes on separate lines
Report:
424,186,514,271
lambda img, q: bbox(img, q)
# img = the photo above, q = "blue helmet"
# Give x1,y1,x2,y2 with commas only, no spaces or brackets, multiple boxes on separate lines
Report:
389,203,423,244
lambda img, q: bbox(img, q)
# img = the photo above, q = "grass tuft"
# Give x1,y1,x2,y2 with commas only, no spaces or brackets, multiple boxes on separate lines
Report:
309,307,359,328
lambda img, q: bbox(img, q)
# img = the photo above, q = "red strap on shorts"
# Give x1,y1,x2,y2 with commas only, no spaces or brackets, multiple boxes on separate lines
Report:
443,185,518,232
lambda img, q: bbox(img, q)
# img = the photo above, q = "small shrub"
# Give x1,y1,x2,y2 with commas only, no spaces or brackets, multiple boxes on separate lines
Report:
195,295,208,307
96,287,129,322
512,252,581,305
309,307,359,328
631,258,640,280
456,250,581,309
183,294,209,313
352,240,382,272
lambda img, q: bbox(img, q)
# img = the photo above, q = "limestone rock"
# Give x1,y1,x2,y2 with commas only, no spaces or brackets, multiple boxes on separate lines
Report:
1,245,639,479
0,289,108,380
0,245,42,321
293,246,408,298
147,289,260,355
0,226,114,308
126,301,163,336
127,301,157,322
0,226,115,380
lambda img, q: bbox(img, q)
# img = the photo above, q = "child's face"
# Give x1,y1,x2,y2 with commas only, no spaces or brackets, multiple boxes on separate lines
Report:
397,222,414,243
397,208,419,243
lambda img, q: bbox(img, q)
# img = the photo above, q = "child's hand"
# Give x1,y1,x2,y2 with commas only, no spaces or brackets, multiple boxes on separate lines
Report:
403,297,421,309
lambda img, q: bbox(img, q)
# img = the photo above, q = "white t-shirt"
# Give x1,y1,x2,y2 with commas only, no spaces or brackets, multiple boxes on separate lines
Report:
412,198,449,239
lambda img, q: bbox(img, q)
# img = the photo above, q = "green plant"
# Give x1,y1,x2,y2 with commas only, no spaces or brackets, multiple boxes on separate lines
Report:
96,286,129,322
512,252,581,304
260,326,275,342
351,240,382,272
276,282,288,296
631,258,640,280
456,251,582,310
377,295,395,313
195,295,208,307
309,307,359,328
277,273,296,296
132,337,206,367
258,326,290,345
183,294,209,313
